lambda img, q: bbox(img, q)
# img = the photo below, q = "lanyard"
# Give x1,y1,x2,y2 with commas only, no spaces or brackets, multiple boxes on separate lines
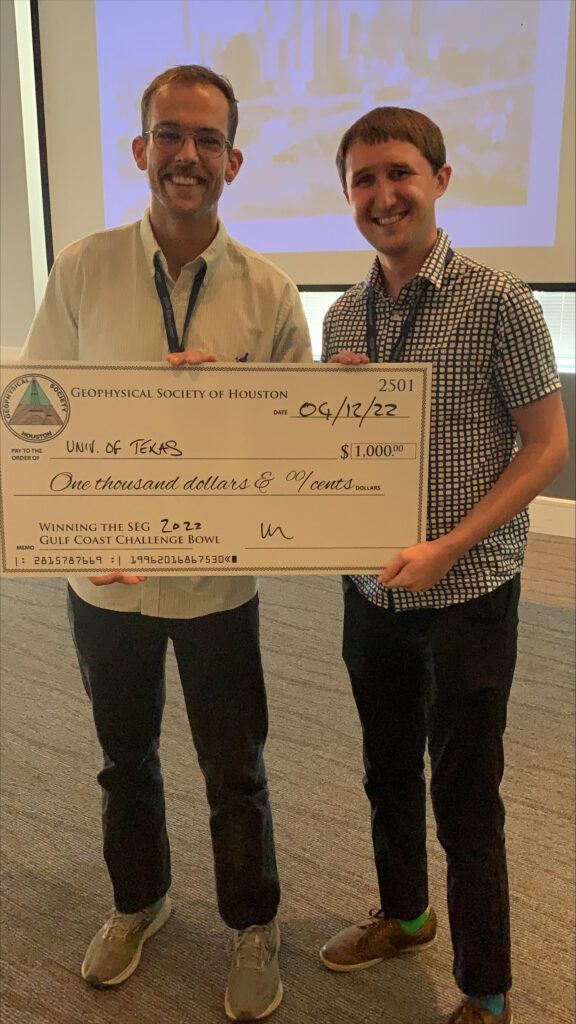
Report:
153,253,207,353
366,248,453,363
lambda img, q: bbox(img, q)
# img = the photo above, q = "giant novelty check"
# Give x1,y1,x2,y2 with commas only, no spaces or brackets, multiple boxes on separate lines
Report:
0,363,431,576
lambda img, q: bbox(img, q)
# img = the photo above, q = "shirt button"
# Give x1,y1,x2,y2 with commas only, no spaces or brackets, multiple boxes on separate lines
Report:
390,312,402,322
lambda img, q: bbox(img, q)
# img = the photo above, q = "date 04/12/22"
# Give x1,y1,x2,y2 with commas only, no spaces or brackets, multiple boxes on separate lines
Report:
298,394,398,427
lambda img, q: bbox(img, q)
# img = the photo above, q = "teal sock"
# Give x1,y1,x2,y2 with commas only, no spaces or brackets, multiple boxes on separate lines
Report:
398,906,430,935
469,994,505,1016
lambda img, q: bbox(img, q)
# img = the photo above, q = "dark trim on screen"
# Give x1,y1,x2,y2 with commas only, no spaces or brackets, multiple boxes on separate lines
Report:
30,0,54,271
528,283,575,291
297,284,354,291
298,282,576,293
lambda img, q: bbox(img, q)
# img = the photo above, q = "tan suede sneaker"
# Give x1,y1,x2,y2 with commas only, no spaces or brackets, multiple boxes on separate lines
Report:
225,919,282,1021
320,907,437,971
81,895,172,987
447,996,513,1024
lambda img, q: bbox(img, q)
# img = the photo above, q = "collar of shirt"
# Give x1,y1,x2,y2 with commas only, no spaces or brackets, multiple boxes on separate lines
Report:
362,228,453,300
139,208,229,287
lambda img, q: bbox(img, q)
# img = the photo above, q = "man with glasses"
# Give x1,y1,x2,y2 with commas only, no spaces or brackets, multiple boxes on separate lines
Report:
22,65,311,1021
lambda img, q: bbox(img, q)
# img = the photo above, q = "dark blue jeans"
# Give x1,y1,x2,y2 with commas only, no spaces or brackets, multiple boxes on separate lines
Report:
342,576,520,997
68,587,279,929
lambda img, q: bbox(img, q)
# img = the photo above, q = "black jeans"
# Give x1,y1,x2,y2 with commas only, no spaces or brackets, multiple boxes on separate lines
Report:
342,576,520,997
68,587,279,930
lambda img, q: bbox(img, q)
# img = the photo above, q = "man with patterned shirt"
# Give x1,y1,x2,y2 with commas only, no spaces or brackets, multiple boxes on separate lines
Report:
22,66,312,1021
318,107,568,1024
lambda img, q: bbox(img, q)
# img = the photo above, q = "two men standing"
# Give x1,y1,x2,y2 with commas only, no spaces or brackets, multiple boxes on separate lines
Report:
21,67,567,1024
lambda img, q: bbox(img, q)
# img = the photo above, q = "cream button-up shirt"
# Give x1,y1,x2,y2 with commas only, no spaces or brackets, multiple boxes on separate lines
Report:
22,212,312,618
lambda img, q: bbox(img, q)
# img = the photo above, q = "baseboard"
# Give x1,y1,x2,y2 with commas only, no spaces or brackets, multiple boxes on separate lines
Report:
529,496,575,538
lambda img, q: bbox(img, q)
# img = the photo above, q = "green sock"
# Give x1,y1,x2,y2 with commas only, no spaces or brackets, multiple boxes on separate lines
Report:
398,906,431,934
470,995,505,1015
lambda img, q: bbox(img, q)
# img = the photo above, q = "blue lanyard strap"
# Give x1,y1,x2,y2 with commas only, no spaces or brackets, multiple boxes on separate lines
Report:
153,253,207,353
366,247,453,362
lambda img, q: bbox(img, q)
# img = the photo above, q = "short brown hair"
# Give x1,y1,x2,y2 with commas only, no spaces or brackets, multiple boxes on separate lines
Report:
336,107,446,188
141,65,239,144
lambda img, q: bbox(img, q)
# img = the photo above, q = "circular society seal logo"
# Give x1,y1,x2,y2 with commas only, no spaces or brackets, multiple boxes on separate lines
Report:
1,373,70,443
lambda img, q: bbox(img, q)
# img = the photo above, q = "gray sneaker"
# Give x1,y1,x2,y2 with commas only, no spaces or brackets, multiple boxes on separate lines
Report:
81,895,172,987
225,919,283,1021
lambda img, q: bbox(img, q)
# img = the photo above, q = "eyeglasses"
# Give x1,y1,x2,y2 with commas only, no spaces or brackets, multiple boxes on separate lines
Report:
143,126,231,156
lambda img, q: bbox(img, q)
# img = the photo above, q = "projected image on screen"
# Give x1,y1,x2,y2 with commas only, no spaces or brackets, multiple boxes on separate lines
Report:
95,0,571,254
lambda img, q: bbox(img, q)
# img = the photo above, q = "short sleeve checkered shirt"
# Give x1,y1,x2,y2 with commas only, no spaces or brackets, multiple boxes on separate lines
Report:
322,230,561,610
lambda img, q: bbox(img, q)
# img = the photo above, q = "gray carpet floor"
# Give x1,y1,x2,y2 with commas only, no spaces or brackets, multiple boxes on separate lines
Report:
0,571,574,1024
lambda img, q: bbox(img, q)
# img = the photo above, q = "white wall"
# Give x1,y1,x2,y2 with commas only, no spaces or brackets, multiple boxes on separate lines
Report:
0,0,37,351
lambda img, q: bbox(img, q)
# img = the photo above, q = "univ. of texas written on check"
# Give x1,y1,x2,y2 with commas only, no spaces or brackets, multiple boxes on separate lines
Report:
0,363,431,577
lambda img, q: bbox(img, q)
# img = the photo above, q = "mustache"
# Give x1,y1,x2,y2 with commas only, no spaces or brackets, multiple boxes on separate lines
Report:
162,166,207,180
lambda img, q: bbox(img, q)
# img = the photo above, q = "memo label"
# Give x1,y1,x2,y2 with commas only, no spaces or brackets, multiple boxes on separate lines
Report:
1,374,70,443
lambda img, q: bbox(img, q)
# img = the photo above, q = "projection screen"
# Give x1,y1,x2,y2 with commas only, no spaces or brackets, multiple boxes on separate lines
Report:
37,0,575,286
